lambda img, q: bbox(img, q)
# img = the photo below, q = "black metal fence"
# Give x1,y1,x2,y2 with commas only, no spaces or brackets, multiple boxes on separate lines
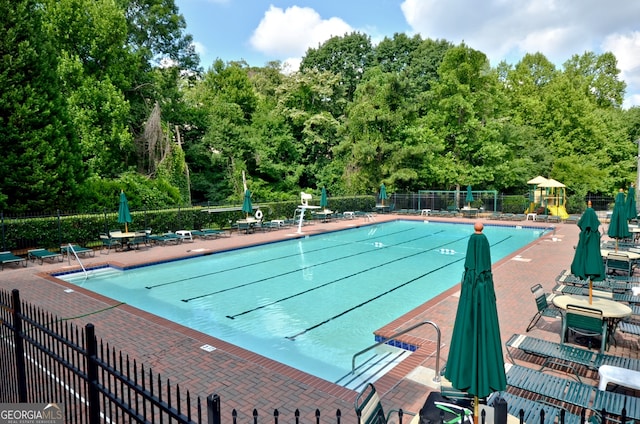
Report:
0,287,631,424
1,288,205,423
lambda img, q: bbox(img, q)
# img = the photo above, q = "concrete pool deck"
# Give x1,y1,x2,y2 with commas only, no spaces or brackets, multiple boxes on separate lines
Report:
2,214,639,421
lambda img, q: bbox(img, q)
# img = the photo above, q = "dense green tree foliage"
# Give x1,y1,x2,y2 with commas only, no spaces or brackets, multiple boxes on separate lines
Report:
0,0,84,212
1,4,639,214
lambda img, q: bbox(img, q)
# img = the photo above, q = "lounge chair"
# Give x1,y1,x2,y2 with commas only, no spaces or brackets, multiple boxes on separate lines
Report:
148,233,182,245
526,284,561,331
506,364,594,410
61,244,95,258
507,333,640,373
192,229,227,239
28,248,63,265
354,383,414,424
0,251,27,270
487,392,581,424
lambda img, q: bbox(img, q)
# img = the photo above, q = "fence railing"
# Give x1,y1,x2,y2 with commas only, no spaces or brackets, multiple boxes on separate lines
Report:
0,288,631,424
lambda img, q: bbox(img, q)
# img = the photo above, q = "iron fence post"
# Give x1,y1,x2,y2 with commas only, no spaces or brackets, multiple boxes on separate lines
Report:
11,289,27,402
207,393,221,424
85,324,100,424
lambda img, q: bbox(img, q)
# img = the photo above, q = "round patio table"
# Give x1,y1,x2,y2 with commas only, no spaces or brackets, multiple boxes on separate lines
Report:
552,294,632,318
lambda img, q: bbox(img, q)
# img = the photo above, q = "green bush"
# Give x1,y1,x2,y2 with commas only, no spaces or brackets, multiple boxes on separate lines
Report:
1,196,376,252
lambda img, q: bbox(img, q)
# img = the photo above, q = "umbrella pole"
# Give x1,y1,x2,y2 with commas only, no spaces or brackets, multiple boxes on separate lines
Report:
474,396,478,424
125,223,128,233
588,277,592,305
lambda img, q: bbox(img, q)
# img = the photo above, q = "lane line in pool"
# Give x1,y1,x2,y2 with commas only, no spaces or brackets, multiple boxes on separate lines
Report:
146,226,421,289
284,236,511,340
183,230,447,303
225,234,484,320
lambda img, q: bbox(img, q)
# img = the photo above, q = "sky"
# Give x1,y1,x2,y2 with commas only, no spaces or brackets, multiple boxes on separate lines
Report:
175,0,640,108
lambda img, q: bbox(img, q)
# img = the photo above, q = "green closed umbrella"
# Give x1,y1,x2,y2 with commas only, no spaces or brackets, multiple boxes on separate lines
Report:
627,184,637,222
118,190,132,233
571,204,605,304
242,189,253,218
608,190,631,251
444,223,506,423
466,185,474,208
379,183,387,206
320,187,328,209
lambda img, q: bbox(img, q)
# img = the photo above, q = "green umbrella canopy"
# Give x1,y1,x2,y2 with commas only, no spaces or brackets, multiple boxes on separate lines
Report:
571,206,605,282
117,191,132,232
379,183,388,205
242,189,253,217
444,223,506,402
466,185,474,205
320,187,328,209
608,190,631,241
627,185,637,222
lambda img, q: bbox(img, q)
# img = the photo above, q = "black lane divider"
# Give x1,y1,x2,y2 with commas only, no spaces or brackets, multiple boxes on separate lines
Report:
183,230,446,303
224,233,476,319
145,226,417,289
284,236,511,340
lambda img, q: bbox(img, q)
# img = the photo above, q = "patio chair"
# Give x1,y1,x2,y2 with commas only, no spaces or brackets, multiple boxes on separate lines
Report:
28,248,63,265
128,232,150,250
605,252,633,276
527,284,562,331
355,383,415,424
562,304,608,353
0,251,27,270
100,234,122,254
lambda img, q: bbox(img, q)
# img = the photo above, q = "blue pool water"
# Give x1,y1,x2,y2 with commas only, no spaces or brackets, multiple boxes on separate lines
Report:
58,220,547,383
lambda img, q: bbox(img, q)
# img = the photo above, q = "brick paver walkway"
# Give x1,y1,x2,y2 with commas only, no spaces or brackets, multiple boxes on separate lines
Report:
1,214,638,422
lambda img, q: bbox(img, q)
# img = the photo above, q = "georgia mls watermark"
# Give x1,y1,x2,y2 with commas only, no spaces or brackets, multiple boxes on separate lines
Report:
0,403,64,424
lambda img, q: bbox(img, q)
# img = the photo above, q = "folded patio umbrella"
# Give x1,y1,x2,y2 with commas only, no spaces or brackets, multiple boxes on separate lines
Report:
242,189,253,218
627,184,637,222
571,204,605,304
379,183,387,206
466,185,474,208
118,190,132,233
444,222,506,424
608,190,631,251
320,187,328,209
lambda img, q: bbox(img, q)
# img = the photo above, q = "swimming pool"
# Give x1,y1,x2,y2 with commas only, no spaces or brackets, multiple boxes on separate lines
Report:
58,220,547,385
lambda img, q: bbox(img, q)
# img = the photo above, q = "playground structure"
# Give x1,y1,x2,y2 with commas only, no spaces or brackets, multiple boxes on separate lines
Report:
526,176,569,219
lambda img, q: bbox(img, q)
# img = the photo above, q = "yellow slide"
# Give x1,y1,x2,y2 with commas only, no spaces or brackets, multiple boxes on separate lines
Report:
548,205,569,220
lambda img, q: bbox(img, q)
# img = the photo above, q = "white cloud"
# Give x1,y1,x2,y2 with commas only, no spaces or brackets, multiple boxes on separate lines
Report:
249,5,353,58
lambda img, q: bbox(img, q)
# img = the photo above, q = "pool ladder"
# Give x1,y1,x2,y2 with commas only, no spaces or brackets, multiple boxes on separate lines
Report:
65,243,88,280
351,320,442,381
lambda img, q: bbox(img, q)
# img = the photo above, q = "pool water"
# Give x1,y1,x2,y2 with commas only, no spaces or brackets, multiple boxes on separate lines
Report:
59,220,547,383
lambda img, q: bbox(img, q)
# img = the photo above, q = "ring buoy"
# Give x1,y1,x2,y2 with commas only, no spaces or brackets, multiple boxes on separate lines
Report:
255,210,263,220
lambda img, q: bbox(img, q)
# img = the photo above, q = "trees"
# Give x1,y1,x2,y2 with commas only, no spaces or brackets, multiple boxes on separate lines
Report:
1,1,637,214
0,0,84,212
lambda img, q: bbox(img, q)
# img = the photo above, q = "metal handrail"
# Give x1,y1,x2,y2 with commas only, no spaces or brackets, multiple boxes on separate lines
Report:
66,243,88,280
351,320,441,382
